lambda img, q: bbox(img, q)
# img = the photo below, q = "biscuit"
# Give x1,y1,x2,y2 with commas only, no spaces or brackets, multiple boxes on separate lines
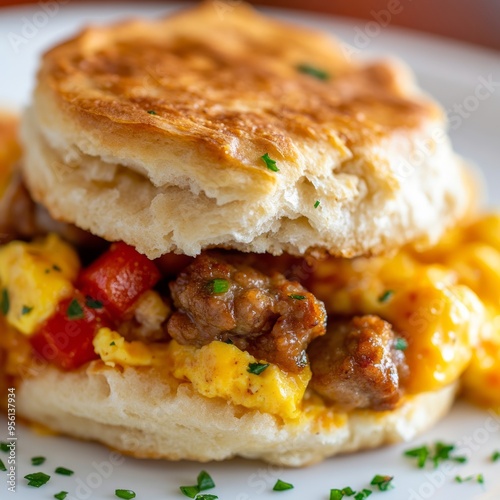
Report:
16,362,457,466
21,1,475,258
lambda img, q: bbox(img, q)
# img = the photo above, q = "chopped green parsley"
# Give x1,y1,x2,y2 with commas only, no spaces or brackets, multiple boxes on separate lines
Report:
404,442,467,469
330,489,358,500
273,479,294,491
394,338,408,351
147,110,157,115
180,470,216,498
297,63,330,81
31,456,46,466
55,467,74,476
354,490,372,500
455,474,484,484
110,341,116,346
433,442,466,468
247,362,269,375
341,487,355,496
85,297,103,309
115,490,136,499
261,153,279,172
209,279,230,294
289,294,306,300
180,486,199,498
314,200,321,208
22,305,34,316
378,290,394,303
0,458,6,471
66,299,84,320
370,475,394,491
54,492,68,500
197,471,216,491
492,451,500,462
404,445,430,468
0,442,10,452
52,264,62,272
330,490,344,500
1,289,9,315
24,472,51,487
432,442,455,468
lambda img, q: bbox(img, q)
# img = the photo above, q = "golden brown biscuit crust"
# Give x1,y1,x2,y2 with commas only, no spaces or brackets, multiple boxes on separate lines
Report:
39,2,438,184
23,2,474,257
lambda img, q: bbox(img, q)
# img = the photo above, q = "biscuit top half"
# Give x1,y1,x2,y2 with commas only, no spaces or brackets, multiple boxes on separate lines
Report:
23,1,471,258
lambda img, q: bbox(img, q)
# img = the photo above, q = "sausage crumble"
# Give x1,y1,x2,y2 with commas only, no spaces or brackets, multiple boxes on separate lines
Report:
167,252,327,373
308,315,408,411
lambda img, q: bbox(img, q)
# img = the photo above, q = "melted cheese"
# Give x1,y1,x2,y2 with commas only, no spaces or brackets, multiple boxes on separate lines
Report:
310,214,500,406
462,335,500,412
0,234,80,335
377,283,483,393
310,255,484,394
412,214,500,410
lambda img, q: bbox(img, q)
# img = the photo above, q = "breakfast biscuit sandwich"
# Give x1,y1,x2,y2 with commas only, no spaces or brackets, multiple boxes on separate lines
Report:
0,2,493,467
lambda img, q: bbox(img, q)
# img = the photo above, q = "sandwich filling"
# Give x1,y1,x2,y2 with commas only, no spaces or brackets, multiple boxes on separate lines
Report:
1,210,499,421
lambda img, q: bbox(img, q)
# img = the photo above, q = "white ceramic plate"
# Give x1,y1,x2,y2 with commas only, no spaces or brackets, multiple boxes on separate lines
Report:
1,3,500,500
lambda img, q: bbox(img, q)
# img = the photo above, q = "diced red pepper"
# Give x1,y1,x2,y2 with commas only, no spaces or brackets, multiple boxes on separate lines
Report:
30,296,109,371
78,242,161,318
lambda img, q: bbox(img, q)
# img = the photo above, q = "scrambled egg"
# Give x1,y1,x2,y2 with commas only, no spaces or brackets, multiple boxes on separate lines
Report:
0,234,80,335
94,330,310,420
166,340,311,419
94,327,158,367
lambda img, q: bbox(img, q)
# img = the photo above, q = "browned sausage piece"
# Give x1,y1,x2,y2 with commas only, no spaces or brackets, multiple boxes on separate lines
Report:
167,252,327,373
308,315,408,411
